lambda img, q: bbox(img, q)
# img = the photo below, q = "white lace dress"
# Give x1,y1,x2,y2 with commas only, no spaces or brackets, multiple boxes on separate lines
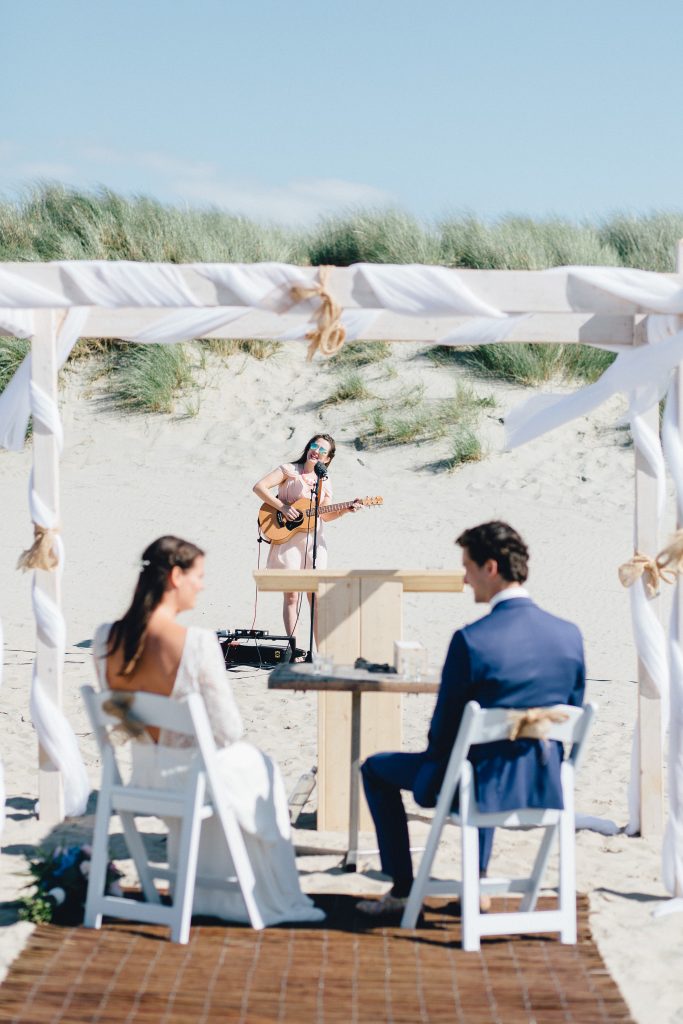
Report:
93,623,324,925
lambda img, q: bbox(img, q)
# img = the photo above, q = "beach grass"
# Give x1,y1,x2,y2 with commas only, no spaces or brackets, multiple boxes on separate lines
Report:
0,184,306,263
322,371,373,406
204,338,282,360
357,381,494,463
447,425,484,468
308,210,441,266
328,341,392,369
438,215,620,269
106,343,196,413
598,212,683,272
0,336,30,390
426,342,615,386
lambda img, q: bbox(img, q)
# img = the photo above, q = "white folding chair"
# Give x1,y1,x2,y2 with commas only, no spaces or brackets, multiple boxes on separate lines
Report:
82,685,265,942
401,700,596,950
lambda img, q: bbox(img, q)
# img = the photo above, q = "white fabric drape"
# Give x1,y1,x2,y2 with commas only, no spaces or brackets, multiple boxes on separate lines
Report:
0,617,4,841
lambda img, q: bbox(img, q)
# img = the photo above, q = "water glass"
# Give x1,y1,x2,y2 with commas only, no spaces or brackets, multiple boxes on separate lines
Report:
312,652,334,677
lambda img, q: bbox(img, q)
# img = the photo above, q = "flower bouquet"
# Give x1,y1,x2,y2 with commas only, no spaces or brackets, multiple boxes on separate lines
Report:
18,844,123,925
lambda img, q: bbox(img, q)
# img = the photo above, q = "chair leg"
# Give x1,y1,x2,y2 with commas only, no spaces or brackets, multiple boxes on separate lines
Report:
221,820,265,931
119,812,162,905
401,804,452,929
558,807,577,944
519,824,557,913
461,824,480,952
170,776,206,944
84,787,113,930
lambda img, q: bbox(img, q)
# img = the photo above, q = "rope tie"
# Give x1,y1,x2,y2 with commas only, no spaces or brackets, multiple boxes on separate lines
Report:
290,265,346,361
102,693,148,742
507,707,569,741
17,524,60,572
619,530,683,597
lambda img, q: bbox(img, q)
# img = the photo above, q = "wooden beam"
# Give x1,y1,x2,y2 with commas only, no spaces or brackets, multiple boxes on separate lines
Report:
0,261,678,314
32,309,65,825
254,568,465,593
64,309,637,347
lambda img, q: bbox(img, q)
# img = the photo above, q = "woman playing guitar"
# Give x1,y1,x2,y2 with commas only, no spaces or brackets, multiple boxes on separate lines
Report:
253,433,362,657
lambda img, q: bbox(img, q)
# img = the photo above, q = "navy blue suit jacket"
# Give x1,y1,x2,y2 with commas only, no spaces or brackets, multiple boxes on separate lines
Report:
413,597,585,812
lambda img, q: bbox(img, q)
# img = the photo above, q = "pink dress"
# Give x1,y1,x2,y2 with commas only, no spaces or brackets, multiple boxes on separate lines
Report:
266,463,333,570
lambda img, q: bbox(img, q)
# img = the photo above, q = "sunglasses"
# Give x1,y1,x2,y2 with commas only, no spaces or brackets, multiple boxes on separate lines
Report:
309,442,329,455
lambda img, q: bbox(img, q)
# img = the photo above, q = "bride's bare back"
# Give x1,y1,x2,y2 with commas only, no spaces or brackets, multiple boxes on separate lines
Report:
106,616,188,742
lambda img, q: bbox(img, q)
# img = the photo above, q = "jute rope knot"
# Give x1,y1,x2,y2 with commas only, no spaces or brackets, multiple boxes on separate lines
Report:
102,692,148,742
290,265,346,362
618,530,683,597
16,524,60,572
507,707,569,741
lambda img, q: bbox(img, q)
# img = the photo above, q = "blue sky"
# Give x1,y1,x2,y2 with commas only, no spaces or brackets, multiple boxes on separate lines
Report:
2,0,682,226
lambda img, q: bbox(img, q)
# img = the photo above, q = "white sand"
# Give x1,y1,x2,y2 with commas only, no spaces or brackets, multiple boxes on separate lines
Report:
1,342,682,1022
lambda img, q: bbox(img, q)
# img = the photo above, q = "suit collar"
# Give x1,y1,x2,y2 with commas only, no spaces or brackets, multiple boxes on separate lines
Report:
489,596,535,613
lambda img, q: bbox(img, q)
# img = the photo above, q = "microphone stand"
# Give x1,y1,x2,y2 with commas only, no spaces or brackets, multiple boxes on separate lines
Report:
305,471,325,663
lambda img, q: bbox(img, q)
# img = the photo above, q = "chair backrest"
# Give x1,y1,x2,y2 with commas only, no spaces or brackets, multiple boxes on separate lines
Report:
468,702,594,752
439,701,597,808
81,685,220,787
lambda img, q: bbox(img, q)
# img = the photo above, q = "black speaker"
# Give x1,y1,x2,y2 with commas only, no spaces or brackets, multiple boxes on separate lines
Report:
217,630,295,669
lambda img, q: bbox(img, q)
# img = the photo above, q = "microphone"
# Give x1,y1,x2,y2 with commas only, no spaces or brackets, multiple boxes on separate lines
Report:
314,461,328,479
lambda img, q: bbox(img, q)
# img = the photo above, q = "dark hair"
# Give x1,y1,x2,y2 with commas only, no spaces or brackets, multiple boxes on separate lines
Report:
107,535,205,676
292,433,336,468
456,521,529,583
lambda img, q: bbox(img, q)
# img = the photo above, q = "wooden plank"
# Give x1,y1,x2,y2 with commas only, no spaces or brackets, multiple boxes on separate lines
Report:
68,309,638,347
269,664,440,694
32,309,65,825
0,261,677,314
254,568,464,593
317,578,360,832
357,580,403,831
634,318,664,836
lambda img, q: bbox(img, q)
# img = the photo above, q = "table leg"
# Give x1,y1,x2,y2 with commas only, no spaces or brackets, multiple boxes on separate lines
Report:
344,691,362,871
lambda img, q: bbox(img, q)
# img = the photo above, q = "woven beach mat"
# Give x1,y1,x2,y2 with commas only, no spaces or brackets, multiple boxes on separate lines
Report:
0,894,632,1024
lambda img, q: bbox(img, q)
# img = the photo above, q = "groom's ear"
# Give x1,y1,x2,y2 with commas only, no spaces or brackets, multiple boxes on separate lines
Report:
484,558,499,579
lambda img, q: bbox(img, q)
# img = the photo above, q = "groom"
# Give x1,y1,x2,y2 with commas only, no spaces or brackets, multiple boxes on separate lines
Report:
358,520,586,917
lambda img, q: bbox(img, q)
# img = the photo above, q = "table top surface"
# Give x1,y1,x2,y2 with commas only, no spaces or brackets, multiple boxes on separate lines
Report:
268,662,440,694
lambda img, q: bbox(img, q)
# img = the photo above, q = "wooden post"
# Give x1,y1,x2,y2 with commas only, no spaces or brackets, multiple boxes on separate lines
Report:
634,316,664,835
317,576,403,831
32,309,65,824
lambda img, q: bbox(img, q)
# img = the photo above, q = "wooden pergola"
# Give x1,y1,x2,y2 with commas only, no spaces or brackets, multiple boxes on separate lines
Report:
1,256,678,840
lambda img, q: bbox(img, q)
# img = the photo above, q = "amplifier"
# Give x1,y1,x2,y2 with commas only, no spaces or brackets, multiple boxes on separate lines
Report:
217,630,296,669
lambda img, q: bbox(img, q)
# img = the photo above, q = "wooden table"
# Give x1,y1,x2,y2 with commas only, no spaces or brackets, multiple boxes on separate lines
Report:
268,662,440,870
255,568,463,831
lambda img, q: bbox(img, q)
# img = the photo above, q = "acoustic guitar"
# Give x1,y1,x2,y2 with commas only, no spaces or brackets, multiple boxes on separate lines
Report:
258,495,383,545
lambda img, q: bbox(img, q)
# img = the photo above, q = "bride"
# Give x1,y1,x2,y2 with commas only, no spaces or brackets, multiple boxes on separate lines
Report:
93,534,324,926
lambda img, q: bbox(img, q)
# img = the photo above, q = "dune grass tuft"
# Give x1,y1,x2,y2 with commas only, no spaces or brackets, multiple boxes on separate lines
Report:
0,336,30,391
426,342,614,386
459,342,615,386
447,426,484,469
308,210,441,266
107,343,196,413
322,371,373,406
357,382,494,461
204,338,282,360
328,341,392,369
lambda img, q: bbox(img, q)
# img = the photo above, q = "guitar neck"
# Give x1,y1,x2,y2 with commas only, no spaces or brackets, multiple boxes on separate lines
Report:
306,499,355,517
